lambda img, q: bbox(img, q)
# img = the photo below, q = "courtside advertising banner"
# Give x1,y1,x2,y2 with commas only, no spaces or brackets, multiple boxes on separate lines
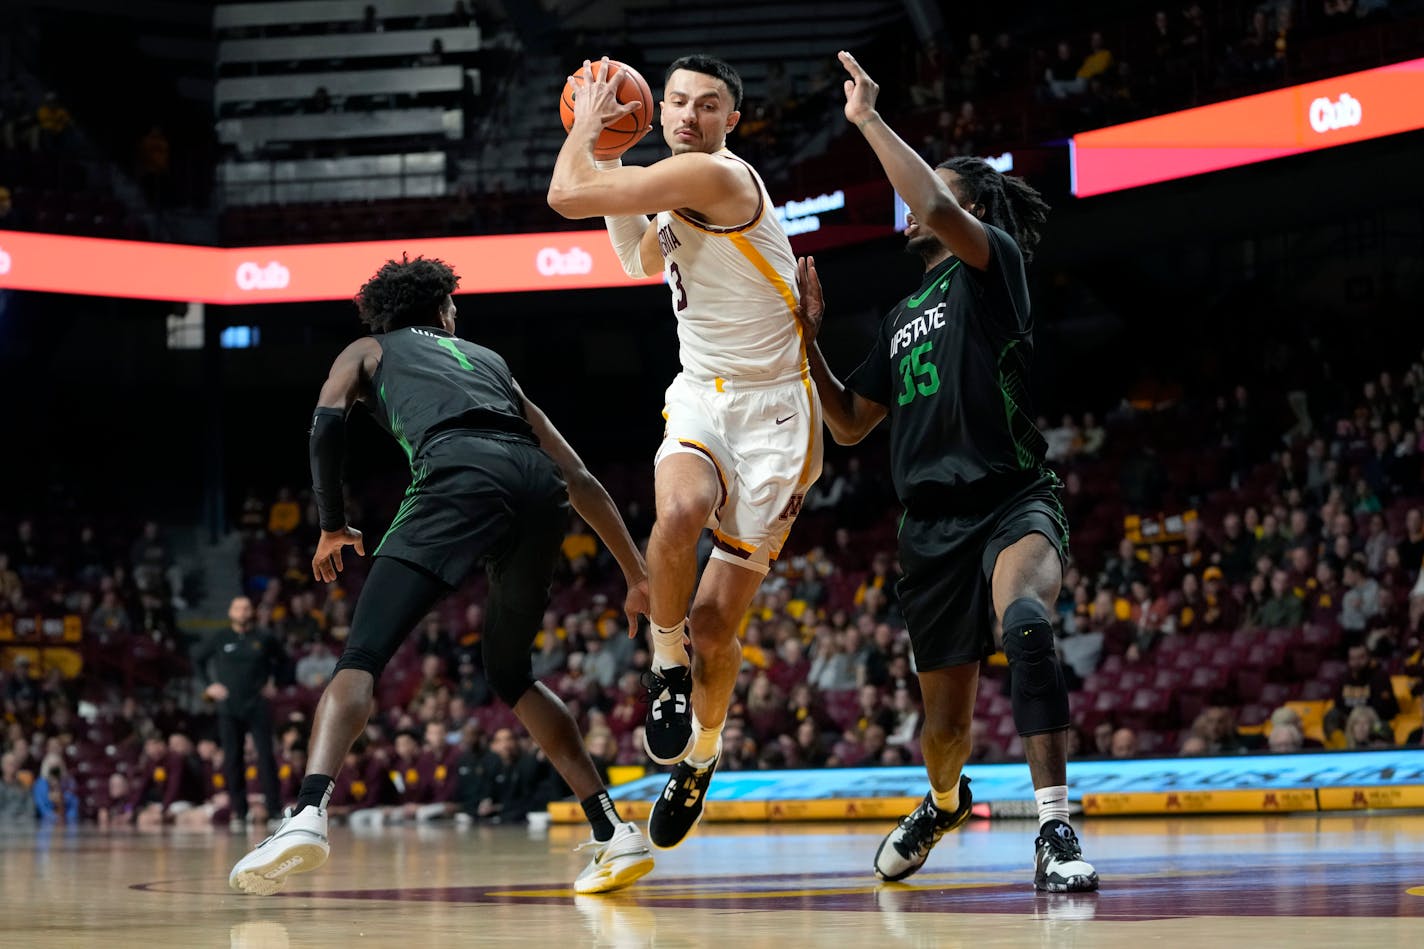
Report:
1071,56,1424,197
0,229,663,303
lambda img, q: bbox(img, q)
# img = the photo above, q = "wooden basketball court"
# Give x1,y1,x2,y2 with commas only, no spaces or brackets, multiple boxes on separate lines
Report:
3,813,1421,946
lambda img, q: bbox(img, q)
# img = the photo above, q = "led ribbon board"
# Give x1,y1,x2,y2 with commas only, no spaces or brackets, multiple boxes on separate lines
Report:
0,229,662,303
1070,57,1424,197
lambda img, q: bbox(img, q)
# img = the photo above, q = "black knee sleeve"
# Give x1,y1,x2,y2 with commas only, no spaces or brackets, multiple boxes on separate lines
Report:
1001,597,1070,737
333,647,386,678
482,640,536,708
337,555,451,682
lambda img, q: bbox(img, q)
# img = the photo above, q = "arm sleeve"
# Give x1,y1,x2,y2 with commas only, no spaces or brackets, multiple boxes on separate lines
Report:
963,222,1031,335
309,407,347,531
596,158,652,278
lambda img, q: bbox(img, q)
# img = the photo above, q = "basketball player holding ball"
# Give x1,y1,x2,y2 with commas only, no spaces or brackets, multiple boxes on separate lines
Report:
548,56,821,849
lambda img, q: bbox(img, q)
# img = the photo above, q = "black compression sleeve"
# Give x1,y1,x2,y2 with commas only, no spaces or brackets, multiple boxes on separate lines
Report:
309,407,347,531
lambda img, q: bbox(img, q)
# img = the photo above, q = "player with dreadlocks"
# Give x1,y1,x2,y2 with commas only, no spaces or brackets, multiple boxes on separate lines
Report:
793,52,1098,892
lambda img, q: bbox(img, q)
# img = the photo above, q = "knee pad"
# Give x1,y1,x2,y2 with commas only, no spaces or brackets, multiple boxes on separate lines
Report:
484,658,536,708
1001,597,1070,737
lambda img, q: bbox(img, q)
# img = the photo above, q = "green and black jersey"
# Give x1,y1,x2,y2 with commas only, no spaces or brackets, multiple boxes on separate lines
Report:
368,326,535,464
846,222,1047,509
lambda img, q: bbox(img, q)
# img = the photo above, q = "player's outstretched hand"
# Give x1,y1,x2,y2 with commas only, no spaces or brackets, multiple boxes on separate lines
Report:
837,50,880,127
570,57,644,133
794,256,824,342
624,575,650,638
313,526,365,582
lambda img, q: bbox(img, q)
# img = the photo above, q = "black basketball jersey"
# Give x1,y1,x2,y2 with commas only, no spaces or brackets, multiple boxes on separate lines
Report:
368,326,534,463
845,223,1047,508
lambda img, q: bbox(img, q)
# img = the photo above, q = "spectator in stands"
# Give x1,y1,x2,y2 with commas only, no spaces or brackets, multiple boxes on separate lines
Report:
1345,706,1393,748
958,33,991,96
1110,727,1137,759
1258,569,1304,628
1340,556,1382,633
0,552,23,605
1216,511,1254,582
31,756,78,824
1078,31,1114,82
561,515,598,572
296,640,338,688
35,92,73,152
808,628,858,691
1268,722,1303,753
460,726,537,823
358,4,383,32
1044,41,1085,99
268,487,301,536
1331,643,1400,730
86,589,132,642
1176,572,1204,632
0,750,33,824
1197,567,1236,630
908,41,948,107
135,125,170,204
1194,706,1245,754
0,185,16,231
413,613,454,669
286,592,324,645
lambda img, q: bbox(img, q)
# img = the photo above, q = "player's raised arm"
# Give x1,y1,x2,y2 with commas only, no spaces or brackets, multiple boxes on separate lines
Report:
515,381,651,631
837,51,991,270
309,338,378,581
795,256,888,445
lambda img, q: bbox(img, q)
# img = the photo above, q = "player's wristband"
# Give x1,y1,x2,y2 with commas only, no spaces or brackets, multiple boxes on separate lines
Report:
309,407,347,532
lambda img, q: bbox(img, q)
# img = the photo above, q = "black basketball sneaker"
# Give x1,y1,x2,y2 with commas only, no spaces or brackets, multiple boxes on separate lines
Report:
1034,819,1099,892
647,743,719,849
873,776,973,881
641,664,694,764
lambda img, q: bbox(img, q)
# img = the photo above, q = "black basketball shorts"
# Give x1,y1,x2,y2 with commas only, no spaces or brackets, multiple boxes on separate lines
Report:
896,470,1070,672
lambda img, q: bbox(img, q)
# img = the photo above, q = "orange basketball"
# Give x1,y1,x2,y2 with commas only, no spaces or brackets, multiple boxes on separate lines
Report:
559,59,655,161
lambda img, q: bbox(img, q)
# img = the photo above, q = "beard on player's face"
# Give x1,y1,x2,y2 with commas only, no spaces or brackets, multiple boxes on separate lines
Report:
906,233,944,259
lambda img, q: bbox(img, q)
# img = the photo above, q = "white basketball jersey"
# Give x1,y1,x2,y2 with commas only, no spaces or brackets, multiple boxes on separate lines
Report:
653,150,804,380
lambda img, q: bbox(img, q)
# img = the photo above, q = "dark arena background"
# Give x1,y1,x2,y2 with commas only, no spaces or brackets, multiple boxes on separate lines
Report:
2,1,1423,945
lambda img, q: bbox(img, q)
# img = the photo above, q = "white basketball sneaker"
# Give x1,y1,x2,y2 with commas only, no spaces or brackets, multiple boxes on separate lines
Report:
229,806,330,895
573,820,655,894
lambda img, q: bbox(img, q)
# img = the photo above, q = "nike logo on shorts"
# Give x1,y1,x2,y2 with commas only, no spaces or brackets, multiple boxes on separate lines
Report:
776,414,796,425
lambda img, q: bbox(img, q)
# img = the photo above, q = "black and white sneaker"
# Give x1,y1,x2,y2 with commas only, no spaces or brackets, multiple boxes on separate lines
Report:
873,776,973,882
1034,819,1099,892
641,664,693,765
647,743,718,849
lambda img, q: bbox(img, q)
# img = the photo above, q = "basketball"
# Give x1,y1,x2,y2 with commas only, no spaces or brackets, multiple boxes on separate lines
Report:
559,59,655,161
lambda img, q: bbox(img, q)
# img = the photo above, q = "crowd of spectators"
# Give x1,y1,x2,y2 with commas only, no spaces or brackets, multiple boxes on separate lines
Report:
885,0,1413,167
0,80,135,238
7,335,1423,828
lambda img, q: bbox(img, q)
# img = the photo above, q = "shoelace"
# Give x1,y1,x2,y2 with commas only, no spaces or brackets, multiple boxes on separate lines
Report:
897,803,945,858
1042,827,1083,859
640,668,671,701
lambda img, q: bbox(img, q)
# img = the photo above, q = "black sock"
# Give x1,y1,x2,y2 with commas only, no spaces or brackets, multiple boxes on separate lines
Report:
297,773,335,813
581,790,620,842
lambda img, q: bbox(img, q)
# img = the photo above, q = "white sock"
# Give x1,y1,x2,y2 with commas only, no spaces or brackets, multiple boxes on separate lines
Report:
687,712,722,767
1035,785,1070,830
651,619,689,670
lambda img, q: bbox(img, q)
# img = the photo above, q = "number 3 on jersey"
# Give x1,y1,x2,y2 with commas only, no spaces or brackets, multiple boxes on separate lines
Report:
669,262,688,311
897,341,940,405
